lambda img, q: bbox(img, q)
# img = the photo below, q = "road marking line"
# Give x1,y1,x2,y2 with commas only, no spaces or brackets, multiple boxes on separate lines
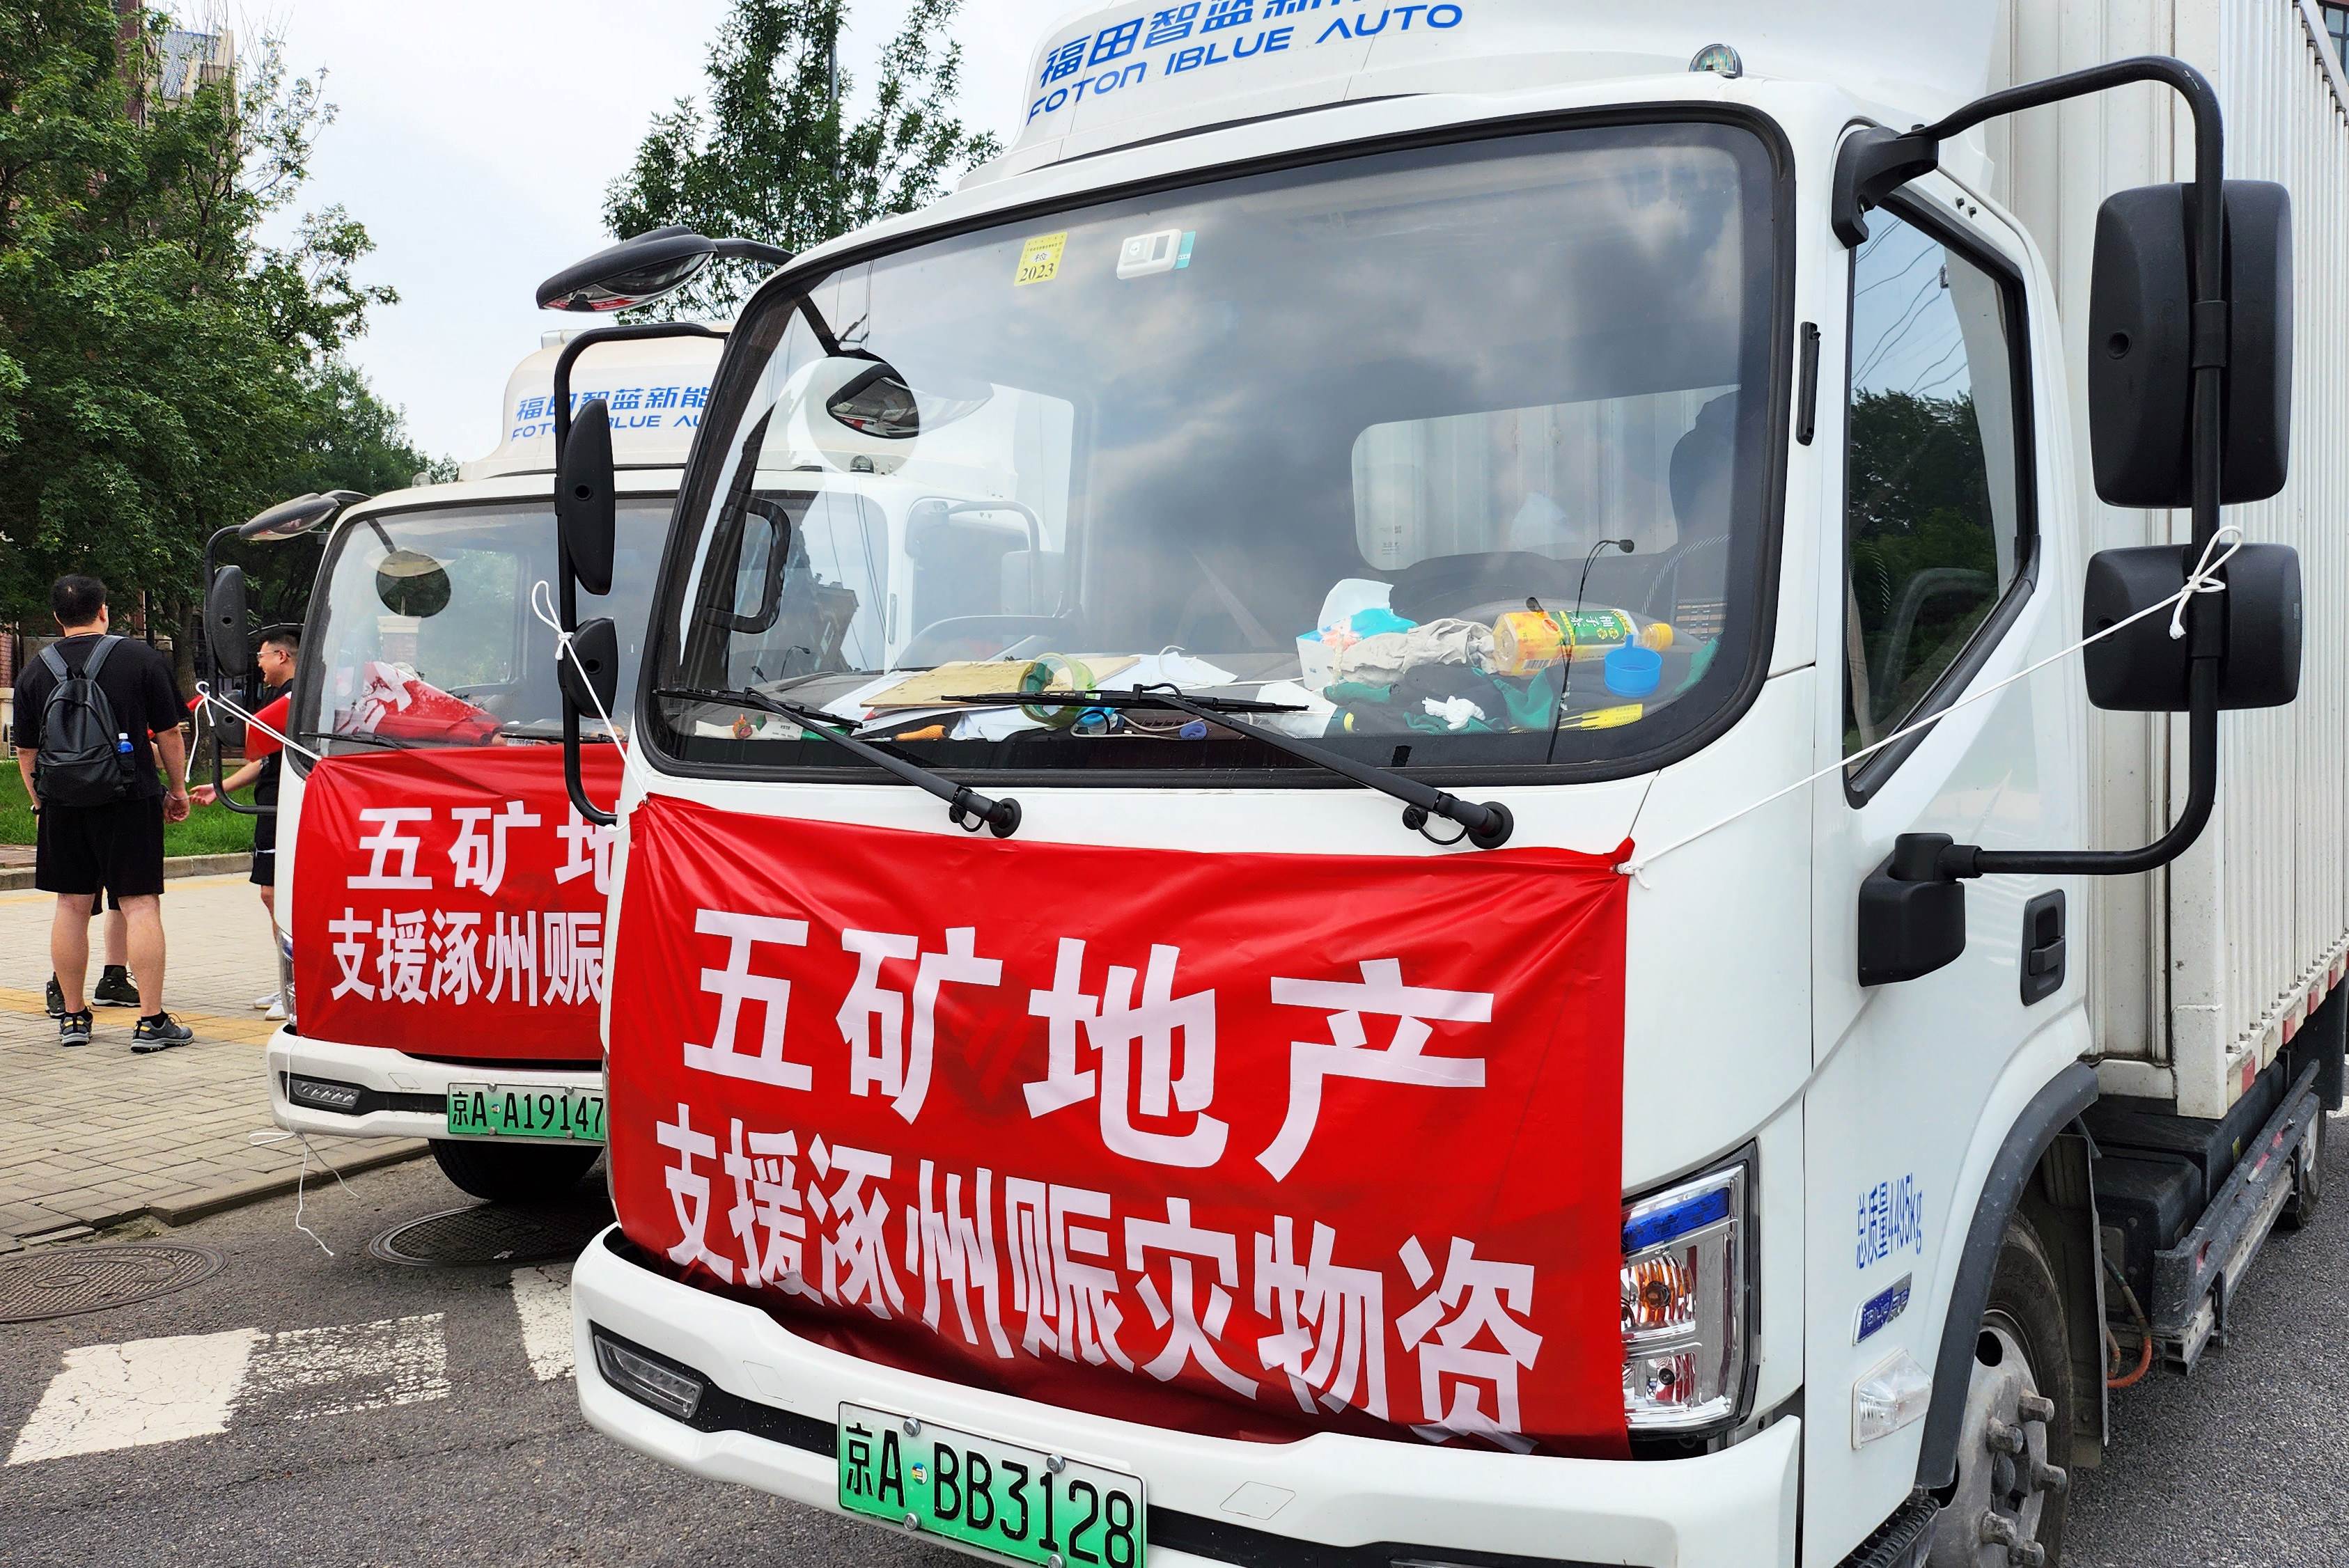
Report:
8,1328,261,1465
6,1314,449,1465
242,1312,449,1421
510,1265,575,1380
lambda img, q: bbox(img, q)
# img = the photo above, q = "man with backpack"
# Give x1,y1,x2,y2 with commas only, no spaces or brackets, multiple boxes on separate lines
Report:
12,575,196,1051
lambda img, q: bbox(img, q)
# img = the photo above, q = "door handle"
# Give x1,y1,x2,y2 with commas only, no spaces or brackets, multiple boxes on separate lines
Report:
2021,891,2066,1005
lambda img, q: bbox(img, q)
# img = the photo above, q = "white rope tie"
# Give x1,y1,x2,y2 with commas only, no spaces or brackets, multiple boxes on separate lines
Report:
529,578,639,817
247,1129,354,1257
193,681,325,764
1620,526,2246,884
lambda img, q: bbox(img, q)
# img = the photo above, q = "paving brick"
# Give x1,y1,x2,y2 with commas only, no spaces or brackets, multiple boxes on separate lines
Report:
0,877,427,1223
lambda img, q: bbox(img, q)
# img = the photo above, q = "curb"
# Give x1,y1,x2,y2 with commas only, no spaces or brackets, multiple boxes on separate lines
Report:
0,853,248,893
4,1140,432,1248
145,1139,432,1226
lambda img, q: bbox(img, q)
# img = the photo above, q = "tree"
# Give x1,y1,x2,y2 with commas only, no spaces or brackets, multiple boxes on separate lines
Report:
604,0,1001,317
0,2,431,632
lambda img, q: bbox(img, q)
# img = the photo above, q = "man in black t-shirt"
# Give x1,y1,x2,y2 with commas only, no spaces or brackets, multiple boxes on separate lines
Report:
13,575,196,1051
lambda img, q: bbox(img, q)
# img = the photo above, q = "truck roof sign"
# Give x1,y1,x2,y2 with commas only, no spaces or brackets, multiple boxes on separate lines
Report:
994,0,1999,178
458,330,727,482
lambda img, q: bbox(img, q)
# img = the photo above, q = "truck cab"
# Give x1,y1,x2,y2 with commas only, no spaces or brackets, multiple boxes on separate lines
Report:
246,334,719,1200
549,6,2342,1566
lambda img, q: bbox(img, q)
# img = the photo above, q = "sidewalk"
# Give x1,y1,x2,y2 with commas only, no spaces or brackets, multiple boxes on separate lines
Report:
0,875,424,1247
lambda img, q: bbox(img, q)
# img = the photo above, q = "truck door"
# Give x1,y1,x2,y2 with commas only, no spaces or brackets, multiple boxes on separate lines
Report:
1800,179,2091,1565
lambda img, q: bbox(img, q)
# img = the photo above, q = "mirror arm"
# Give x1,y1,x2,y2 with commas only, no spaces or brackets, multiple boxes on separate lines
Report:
551,320,727,457
713,239,793,267
1861,55,2231,887
209,730,272,817
196,531,272,817
549,322,721,830
564,705,616,829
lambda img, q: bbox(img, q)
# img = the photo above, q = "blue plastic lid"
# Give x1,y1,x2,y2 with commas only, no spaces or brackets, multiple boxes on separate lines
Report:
1605,643,1662,698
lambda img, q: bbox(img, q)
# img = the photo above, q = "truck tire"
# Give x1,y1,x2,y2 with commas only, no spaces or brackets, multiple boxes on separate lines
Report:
1928,1209,2073,1568
429,1139,600,1204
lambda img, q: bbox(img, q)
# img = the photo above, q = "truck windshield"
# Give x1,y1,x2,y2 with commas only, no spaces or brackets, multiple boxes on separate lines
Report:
651,121,1782,777
296,501,670,759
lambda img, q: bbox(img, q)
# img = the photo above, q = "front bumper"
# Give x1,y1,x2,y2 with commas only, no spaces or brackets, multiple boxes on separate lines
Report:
265,1028,603,1143
572,1229,1800,1568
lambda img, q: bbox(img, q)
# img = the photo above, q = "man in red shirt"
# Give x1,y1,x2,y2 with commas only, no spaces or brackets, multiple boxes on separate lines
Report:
193,627,297,1018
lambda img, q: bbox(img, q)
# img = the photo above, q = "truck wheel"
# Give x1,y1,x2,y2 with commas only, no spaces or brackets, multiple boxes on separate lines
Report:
2282,1106,2324,1230
429,1139,600,1204
1929,1209,2073,1568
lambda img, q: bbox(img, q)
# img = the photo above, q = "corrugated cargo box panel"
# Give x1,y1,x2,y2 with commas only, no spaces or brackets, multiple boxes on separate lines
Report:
1988,0,2349,1114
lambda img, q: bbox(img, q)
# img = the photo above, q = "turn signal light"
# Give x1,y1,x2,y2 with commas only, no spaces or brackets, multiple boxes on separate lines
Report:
1619,1162,1748,1431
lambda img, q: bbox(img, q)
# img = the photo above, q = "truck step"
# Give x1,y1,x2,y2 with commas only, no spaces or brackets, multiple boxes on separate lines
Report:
2137,1063,2321,1372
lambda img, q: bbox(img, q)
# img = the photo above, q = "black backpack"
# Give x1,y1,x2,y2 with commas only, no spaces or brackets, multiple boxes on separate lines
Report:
35,637,136,808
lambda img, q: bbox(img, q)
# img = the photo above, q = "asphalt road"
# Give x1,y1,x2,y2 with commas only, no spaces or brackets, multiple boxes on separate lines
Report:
3,1130,2346,1568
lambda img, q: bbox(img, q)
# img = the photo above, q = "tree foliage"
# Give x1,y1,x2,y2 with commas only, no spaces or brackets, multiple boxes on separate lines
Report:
0,1,433,628
1845,388,2000,731
604,0,1001,317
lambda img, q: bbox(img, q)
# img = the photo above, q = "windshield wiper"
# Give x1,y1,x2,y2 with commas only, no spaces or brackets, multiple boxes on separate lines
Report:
295,728,409,752
937,687,1514,849
655,686,1020,837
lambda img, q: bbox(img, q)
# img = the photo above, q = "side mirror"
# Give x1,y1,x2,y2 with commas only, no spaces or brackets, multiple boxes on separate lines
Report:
559,616,621,719
240,489,362,541
558,399,617,597
2082,542,2302,711
536,228,791,313
538,226,716,313
1857,835,1969,985
2089,179,2292,507
205,565,253,678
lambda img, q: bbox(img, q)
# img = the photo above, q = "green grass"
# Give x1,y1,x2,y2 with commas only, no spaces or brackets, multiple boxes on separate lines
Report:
0,762,262,858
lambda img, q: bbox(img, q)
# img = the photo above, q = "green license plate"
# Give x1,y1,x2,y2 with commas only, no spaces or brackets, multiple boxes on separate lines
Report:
838,1403,1145,1567
445,1082,607,1142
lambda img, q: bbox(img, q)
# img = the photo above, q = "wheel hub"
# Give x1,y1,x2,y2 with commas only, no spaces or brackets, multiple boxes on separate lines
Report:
1928,1320,2068,1567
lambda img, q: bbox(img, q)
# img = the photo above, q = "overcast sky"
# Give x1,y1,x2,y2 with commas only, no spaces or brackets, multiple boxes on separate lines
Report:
246,1,1055,467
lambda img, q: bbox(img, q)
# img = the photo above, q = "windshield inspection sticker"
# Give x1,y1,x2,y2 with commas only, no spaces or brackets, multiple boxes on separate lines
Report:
1117,228,1195,279
1014,232,1068,286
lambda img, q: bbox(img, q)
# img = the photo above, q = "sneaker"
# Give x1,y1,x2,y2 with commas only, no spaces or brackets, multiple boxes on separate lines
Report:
253,990,280,1011
58,1010,93,1048
265,998,287,1021
45,975,63,1019
93,969,139,1008
130,1012,194,1053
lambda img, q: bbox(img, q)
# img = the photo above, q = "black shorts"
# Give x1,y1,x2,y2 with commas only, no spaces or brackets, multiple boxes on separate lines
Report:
37,796,165,900
251,808,277,886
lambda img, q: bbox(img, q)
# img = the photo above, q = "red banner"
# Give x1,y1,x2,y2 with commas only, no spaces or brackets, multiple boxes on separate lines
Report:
292,747,623,1063
608,794,1632,1456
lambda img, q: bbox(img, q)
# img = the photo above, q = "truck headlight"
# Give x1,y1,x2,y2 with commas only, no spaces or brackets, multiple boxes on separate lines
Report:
1621,1161,1748,1431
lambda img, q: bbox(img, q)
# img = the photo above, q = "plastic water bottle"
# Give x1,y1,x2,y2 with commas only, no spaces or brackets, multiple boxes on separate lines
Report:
115,732,132,755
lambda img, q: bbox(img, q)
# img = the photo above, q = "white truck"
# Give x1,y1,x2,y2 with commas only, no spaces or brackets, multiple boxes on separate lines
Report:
203,333,721,1201
523,3,2348,1565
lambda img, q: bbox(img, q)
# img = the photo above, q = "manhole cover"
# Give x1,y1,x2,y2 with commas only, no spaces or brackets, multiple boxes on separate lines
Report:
0,1244,225,1324
368,1201,611,1268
